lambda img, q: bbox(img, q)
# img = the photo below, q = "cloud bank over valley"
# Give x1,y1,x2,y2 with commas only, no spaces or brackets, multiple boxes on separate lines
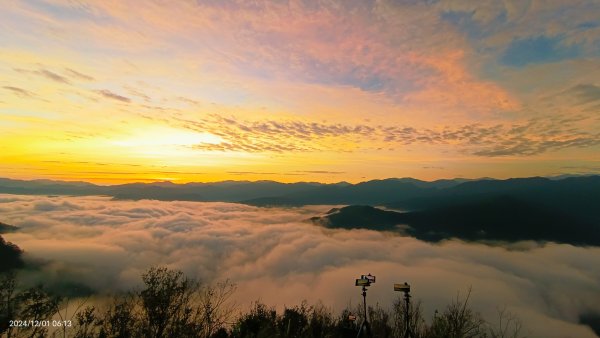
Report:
1,194,599,337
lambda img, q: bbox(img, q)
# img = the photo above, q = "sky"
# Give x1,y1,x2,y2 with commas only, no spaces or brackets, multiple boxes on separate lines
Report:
1,0,600,184
2,194,600,337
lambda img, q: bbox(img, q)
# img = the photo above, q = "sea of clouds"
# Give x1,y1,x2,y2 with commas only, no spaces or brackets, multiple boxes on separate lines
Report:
1,194,599,337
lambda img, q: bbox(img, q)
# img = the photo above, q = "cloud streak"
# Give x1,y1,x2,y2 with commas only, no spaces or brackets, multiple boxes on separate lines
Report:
13,67,71,84
64,68,95,81
2,86,35,98
1,194,599,337
95,89,131,103
183,114,600,156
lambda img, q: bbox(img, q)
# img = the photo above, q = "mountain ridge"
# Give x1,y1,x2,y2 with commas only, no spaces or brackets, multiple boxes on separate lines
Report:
311,202,600,246
1,176,599,219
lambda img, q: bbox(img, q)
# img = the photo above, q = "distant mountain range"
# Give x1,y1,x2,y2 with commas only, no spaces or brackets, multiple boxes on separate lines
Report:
2,175,599,212
0,176,549,203
2,176,599,246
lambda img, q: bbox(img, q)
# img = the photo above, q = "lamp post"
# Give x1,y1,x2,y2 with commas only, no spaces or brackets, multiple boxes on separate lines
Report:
355,274,375,338
394,282,413,338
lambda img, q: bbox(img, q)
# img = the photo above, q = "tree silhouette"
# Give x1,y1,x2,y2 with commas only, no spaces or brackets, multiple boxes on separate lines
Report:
96,296,137,338
231,302,277,338
0,272,18,336
14,285,61,338
73,306,97,338
1,269,528,338
139,267,201,338
428,288,485,338
486,307,525,338
392,297,427,338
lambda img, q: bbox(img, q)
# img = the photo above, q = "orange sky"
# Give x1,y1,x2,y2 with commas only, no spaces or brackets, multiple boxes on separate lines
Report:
1,0,599,184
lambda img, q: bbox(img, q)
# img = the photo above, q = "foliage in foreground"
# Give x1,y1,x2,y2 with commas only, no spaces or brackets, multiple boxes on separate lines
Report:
0,268,525,338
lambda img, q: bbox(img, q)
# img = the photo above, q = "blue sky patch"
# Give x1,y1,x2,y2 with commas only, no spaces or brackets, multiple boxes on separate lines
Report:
577,21,600,30
440,10,507,40
25,0,113,24
500,36,581,67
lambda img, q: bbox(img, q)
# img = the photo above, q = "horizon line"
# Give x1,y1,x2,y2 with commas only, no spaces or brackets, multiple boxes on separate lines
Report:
1,173,598,187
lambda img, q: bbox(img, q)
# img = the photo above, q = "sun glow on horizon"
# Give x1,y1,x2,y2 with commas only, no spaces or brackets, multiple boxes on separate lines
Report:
112,127,224,148
0,1,599,183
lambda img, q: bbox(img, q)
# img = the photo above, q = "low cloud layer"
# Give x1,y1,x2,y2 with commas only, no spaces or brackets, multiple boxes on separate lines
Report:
1,194,599,337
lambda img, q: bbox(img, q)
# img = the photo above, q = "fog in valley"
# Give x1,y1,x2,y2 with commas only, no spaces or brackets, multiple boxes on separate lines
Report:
1,194,599,337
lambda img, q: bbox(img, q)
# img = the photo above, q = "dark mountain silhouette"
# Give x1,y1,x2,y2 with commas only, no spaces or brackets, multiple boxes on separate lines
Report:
241,178,465,206
0,234,24,272
385,176,600,226
0,178,323,202
0,177,470,204
1,176,599,244
311,199,600,246
0,222,18,234
2,175,598,209
310,205,406,231
0,221,23,272
580,312,600,337
0,178,99,196
109,180,322,202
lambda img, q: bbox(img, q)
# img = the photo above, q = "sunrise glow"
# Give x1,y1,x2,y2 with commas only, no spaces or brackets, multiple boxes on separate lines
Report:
1,1,599,184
